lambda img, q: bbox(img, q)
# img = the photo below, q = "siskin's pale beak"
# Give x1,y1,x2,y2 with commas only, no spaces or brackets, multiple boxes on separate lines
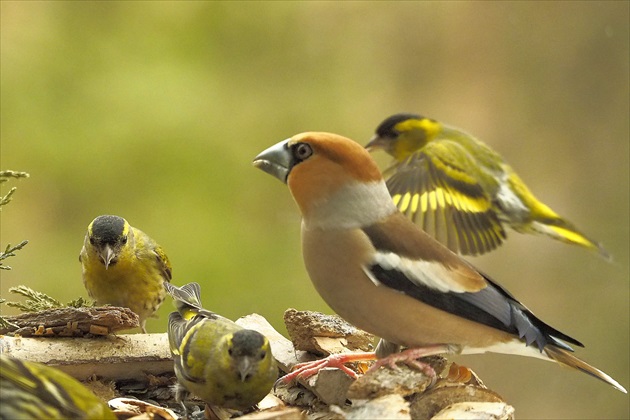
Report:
100,245,116,270
364,134,385,152
236,356,254,382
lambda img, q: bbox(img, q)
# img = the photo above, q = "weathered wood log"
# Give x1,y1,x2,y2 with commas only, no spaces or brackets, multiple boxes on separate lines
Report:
0,309,516,419
0,306,140,336
283,308,374,355
0,333,172,380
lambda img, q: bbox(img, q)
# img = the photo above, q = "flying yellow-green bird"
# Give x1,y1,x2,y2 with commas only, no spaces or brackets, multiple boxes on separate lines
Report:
165,282,277,413
365,113,609,258
0,354,116,419
80,215,172,333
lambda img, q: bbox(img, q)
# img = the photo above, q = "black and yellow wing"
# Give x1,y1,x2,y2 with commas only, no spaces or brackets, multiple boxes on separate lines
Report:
384,140,506,256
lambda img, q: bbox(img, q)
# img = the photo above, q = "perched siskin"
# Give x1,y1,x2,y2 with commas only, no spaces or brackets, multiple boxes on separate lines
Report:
0,354,116,419
366,113,609,258
165,282,277,413
80,215,172,333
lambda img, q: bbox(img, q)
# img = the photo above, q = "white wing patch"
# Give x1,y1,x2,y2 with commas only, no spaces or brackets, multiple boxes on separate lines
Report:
370,251,471,293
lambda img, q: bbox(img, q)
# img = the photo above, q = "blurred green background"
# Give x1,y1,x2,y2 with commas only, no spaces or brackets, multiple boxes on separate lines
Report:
1,2,628,418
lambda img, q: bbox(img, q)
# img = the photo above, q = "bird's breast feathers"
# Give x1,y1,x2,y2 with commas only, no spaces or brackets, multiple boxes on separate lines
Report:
300,179,397,230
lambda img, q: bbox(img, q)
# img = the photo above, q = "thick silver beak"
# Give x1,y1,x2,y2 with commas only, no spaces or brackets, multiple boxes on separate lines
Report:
252,139,292,184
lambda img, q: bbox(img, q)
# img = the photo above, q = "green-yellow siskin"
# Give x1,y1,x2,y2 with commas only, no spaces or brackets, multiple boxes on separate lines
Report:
80,215,172,333
0,354,116,419
165,282,277,413
366,113,609,258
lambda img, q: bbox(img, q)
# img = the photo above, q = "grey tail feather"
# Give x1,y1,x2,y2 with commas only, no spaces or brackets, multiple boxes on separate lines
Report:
167,311,187,351
544,346,626,393
164,281,203,311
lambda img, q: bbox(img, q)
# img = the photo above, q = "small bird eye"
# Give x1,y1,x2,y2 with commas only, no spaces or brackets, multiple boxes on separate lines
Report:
293,143,313,161
259,350,266,360
121,236,128,245
89,237,96,245
228,347,233,356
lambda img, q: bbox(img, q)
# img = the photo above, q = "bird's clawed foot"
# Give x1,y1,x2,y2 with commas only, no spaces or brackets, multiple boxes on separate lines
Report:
278,351,377,384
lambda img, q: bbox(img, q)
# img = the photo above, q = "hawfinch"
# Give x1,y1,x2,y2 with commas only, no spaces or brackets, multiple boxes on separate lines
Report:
253,132,625,393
